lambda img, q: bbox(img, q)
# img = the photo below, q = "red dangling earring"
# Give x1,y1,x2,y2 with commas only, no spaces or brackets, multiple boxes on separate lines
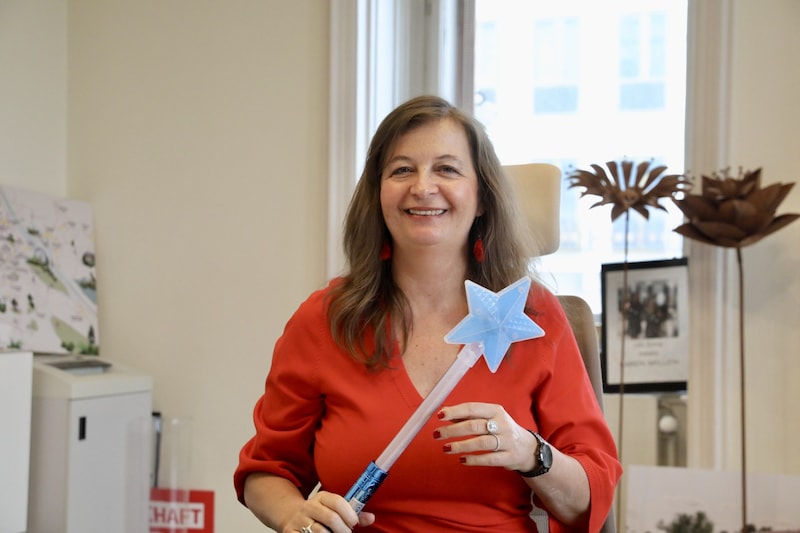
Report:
380,241,392,261
472,236,485,263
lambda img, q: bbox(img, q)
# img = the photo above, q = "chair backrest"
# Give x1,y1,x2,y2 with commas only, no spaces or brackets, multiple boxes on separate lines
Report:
505,163,562,256
556,295,604,410
505,163,617,533
557,295,616,533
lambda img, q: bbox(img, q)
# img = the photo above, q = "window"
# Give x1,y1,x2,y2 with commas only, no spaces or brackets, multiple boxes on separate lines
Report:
473,0,688,313
619,12,668,110
532,17,579,113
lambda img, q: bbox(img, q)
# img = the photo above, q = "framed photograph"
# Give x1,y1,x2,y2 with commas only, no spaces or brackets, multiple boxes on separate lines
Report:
600,258,689,393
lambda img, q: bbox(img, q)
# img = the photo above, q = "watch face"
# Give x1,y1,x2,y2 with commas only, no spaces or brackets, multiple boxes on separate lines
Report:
517,432,552,477
540,442,553,469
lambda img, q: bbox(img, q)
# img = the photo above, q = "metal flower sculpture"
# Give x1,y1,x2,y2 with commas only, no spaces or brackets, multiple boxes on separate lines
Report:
566,159,689,392
673,167,798,533
567,159,690,528
568,159,690,222
673,167,798,247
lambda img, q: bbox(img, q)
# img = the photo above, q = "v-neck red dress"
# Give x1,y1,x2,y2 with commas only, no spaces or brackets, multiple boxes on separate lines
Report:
235,280,620,532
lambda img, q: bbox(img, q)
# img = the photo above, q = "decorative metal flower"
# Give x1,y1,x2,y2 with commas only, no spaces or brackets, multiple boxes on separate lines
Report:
673,167,799,248
567,159,690,221
671,166,798,533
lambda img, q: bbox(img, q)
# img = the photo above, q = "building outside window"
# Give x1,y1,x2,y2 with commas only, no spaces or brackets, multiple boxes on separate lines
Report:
473,0,688,314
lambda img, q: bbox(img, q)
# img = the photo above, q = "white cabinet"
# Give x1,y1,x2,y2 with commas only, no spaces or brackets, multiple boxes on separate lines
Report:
28,356,153,533
0,351,33,533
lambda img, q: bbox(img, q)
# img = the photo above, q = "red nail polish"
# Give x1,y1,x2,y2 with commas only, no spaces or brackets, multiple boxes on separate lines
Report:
433,430,441,439
459,456,467,464
437,411,445,419
443,444,452,452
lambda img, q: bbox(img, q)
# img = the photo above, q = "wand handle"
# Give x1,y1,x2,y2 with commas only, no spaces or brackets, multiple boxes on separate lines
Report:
344,461,388,513
345,341,482,511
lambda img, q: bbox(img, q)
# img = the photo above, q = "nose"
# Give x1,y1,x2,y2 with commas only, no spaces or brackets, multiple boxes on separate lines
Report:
409,168,437,196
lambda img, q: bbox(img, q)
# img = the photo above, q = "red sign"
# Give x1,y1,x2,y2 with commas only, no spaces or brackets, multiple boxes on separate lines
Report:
149,488,214,533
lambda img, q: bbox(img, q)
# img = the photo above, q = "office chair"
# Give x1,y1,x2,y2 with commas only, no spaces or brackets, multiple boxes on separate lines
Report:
505,163,616,533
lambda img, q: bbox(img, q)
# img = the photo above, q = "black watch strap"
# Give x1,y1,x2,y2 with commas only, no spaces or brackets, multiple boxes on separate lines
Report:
517,430,553,478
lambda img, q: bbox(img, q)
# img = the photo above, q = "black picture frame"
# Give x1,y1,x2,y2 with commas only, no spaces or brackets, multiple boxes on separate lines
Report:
600,258,689,393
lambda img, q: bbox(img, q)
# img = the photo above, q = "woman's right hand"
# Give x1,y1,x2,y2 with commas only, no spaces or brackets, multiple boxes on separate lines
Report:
244,474,376,533
281,490,376,533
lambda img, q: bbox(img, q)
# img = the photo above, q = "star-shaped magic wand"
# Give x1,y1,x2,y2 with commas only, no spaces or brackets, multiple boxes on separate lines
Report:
446,277,545,372
344,276,545,512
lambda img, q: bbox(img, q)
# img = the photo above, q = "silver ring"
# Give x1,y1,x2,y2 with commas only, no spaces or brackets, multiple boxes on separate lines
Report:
300,522,314,533
491,433,501,452
486,419,499,435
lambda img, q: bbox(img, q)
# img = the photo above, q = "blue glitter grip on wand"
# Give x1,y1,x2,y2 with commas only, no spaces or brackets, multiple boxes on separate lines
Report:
344,462,388,513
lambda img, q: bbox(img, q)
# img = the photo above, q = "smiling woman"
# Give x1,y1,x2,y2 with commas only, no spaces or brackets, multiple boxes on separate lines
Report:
235,95,620,533
379,117,482,261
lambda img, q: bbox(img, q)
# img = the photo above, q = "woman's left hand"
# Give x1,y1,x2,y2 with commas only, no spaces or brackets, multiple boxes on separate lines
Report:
433,402,538,473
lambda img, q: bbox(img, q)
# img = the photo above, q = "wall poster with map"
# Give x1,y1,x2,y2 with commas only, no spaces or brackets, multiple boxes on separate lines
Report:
0,185,99,355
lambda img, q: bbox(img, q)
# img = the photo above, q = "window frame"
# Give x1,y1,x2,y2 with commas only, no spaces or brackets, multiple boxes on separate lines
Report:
327,0,470,277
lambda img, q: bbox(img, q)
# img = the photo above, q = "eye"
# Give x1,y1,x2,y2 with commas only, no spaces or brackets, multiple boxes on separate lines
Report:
438,164,462,176
389,165,413,177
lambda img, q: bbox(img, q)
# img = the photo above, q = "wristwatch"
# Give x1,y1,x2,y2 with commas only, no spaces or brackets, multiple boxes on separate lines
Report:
517,430,553,478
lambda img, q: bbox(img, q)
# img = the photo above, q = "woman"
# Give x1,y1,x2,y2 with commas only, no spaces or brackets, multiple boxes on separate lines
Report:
235,95,621,532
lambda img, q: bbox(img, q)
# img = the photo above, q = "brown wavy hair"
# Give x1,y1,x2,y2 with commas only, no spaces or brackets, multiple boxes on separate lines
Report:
327,95,536,368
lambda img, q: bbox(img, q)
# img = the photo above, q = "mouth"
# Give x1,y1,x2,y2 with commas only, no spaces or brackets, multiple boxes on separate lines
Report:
406,208,446,216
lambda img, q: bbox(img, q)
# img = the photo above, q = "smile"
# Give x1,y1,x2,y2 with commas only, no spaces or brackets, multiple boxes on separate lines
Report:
406,209,446,216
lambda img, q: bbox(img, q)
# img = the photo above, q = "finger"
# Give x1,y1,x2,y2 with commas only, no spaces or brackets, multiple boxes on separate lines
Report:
442,433,502,455
307,492,359,532
357,511,376,528
459,448,508,469
445,417,493,439
438,402,495,421
435,413,507,441
305,514,347,533
326,496,360,527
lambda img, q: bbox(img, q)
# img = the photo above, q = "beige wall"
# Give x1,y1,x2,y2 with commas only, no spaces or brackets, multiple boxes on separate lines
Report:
1,1,798,531
729,0,800,475
3,0,328,530
68,2,330,530
68,2,329,530
0,0,67,194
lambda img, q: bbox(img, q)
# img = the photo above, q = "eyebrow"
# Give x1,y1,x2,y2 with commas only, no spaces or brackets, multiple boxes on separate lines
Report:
385,154,465,166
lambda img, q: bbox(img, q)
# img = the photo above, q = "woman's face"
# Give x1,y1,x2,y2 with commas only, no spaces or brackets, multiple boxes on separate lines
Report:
380,117,482,260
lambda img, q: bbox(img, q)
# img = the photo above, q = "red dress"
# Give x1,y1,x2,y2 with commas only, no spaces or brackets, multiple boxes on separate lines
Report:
235,280,620,532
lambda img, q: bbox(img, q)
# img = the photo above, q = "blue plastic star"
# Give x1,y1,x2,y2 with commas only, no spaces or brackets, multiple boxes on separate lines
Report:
445,277,545,372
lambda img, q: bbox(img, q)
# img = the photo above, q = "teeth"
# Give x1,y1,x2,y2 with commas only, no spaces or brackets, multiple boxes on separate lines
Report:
408,209,445,216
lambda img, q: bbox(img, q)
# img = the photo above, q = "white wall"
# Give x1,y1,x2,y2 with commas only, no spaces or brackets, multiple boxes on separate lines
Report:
1,1,798,532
